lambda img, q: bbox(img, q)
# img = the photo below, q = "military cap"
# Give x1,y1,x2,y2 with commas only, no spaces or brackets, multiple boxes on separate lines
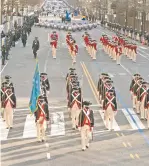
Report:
133,74,140,77
40,73,47,76
106,80,113,84
38,95,44,101
142,82,148,85
83,101,92,106
108,89,114,93
5,75,11,79
101,73,109,76
69,68,76,71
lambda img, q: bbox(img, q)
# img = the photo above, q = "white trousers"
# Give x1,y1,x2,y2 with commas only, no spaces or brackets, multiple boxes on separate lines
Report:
71,108,81,128
36,117,47,141
105,106,115,130
81,125,91,149
5,108,13,128
52,46,56,58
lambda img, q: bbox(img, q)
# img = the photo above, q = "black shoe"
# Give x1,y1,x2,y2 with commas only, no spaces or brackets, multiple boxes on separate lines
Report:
42,140,45,142
10,127,13,129
6,58,9,60
86,146,89,149
72,128,76,130
6,127,9,129
76,125,78,129
82,149,85,151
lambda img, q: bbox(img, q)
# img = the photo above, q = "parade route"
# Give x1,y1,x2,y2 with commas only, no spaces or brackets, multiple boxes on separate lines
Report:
1,23,149,166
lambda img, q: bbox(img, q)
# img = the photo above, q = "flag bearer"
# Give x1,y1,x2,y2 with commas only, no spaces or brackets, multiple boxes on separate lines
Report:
34,95,49,143
69,87,82,129
2,87,16,129
78,101,94,151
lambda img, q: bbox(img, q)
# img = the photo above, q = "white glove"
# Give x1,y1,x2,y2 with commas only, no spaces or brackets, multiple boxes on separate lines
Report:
91,127,93,131
78,127,81,131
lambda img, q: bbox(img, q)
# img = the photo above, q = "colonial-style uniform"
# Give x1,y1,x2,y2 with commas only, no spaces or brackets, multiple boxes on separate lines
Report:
103,90,117,130
92,40,97,60
116,45,122,65
130,74,142,109
2,87,16,129
145,89,149,129
50,38,57,58
72,42,78,64
34,96,49,142
69,88,82,129
40,73,50,95
138,82,148,119
78,101,94,151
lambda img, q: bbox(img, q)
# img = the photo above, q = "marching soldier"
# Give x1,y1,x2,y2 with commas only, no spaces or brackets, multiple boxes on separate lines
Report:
50,37,57,59
72,40,78,64
40,73,50,95
32,37,40,59
69,87,82,129
103,89,117,131
78,101,94,151
3,76,15,93
138,82,148,120
145,87,149,129
130,74,141,109
21,31,27,47
34,95,49,142
2,87,16,129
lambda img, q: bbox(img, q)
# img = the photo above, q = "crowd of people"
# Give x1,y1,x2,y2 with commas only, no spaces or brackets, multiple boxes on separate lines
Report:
101,21,149,46
1,16,35,65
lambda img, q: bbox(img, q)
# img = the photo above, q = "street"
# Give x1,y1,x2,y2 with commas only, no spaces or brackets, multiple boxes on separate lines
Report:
1,24,149,166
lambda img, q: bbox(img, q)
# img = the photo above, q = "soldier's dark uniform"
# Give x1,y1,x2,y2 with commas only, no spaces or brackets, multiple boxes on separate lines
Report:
78,101,94,151
32,37,40,59
34,95,49,142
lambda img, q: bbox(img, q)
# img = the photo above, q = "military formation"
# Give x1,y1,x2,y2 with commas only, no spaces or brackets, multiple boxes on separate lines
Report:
66,68,94,151
97,73,117,130
82,32,97,60
1,16,35,65
66,32,78,64
130,74,149,129
100,34,137,65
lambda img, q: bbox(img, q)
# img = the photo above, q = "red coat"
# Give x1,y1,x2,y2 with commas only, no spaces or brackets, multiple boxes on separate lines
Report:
50,40,57,48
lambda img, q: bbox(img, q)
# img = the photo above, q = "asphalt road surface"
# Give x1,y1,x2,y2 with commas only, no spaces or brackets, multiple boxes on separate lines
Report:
1,22,149,166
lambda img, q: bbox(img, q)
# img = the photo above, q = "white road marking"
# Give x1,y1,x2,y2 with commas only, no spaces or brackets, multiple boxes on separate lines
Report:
50,112,65,136
98,110,120,131
120,64,132,76
138,52,149,61
0,61,8,74
118,73,127,76
23,114,37,138
139,46,147,50
122,108,145,130
0,116,9,140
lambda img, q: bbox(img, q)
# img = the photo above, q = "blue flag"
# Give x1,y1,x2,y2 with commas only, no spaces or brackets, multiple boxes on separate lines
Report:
29,62,40,114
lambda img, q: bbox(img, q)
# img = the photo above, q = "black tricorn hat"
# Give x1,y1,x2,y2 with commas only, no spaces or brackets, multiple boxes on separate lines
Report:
5,75,11,79
83,101,92,106
40,73,47,76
